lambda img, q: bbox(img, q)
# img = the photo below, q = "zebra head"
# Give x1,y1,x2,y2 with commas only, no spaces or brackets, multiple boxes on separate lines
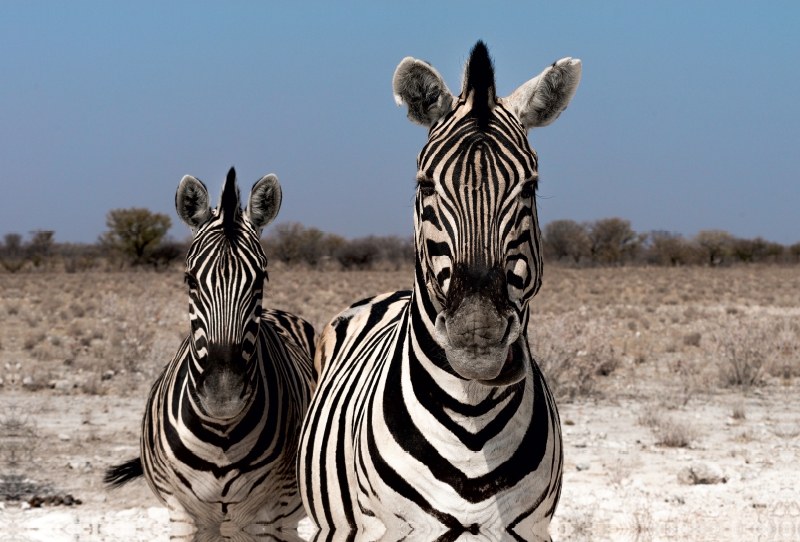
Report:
393,41,581,385
175,167,281,419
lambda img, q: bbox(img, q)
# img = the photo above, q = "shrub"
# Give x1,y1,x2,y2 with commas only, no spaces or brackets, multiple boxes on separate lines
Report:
586,218,643,265
789,242,800,263
264,222,345,267
373,236,414,268
59,243,99,273
728,236,783,263
146,239,188,270
543,219,589,264
529,316,617,399
694,230,733,266
648,231,694,266
716,318,775,389
0,233,26,273
637,405,696,447
98,208,172,266
27,231,55,268
335,237,381,270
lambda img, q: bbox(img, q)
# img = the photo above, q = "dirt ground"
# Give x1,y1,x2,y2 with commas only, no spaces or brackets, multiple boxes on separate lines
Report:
1,265,799,541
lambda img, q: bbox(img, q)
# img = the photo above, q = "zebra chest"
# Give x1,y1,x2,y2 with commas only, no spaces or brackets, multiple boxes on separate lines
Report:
349,371,559,533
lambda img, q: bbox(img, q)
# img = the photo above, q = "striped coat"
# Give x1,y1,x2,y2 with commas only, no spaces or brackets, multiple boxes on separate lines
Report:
298,42,581,541
106,168,315,542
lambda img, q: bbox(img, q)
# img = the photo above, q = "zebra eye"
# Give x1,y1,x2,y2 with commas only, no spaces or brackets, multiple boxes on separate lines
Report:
520,181,536,199
184,273,199,290
418,181,436,198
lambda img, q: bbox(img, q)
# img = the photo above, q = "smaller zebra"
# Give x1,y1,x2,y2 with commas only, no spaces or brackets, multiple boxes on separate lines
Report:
106,168,315,542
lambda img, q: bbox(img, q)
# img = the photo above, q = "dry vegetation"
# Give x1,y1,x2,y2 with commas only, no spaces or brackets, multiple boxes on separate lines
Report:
1,264,799,540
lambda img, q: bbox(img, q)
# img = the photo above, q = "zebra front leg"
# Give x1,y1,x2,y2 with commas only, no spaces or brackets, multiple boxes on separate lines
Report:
163,496,198,541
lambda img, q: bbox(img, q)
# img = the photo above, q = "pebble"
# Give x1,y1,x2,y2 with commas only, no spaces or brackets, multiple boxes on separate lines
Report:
58,434,71,441
49,380,72,391
67,461,92,472
677,462,727,485
576,462,590,471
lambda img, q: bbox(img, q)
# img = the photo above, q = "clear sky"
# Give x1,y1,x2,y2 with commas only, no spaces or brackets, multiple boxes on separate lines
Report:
1,2,798,244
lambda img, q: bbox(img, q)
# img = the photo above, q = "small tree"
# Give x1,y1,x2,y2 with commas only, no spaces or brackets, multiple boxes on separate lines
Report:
99,207,171,265
263,222,346,267
27,230,55,267
762,241,785,263
694,230,732,266
0,233,25,273
543,220,589,264
336,237,381,270
586,218,642,265
790,242,800,263
649,231,692,266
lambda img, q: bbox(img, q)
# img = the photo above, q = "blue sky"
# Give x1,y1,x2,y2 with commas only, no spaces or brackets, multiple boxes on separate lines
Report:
1,2,798,244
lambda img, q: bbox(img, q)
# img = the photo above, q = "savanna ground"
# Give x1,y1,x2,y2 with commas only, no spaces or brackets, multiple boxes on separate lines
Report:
1,265,799,541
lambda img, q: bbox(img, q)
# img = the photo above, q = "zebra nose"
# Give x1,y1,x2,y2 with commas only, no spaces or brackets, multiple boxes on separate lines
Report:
434,297,522,382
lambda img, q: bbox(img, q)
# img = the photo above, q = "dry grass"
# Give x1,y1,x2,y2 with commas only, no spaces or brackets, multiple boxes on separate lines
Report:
1,265,798,400
637,404,697,447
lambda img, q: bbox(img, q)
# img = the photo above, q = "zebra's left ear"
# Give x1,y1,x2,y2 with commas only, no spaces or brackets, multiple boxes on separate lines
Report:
503,57,582,130
246,174,282,233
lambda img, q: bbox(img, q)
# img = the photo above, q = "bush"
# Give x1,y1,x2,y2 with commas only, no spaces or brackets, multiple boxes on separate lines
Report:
638,405,696,448
529,316,617,399
789,242,800,263
586,218,643,265
716,318,776,389
98,208,172,266
694,230,733,266
543,220,589,264
146,239,188,270
58,243,99,273
263,222,345,267
335,237,381,270
372,236,414,269
27,231,55,268
648,231,694,266
0,233,26,273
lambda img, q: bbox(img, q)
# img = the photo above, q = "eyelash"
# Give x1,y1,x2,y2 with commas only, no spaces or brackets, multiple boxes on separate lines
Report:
418,181,435,197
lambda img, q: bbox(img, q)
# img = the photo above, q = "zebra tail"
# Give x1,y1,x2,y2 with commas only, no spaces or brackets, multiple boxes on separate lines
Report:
103,457,143,488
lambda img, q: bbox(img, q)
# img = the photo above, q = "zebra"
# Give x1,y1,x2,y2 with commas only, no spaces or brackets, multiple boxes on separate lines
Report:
298,42,581,541
105,167,316,542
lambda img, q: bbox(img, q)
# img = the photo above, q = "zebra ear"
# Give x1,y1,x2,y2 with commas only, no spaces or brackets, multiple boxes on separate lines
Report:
503,57,582,130
246,174,282,232
393,57,455,127
176,175,213,232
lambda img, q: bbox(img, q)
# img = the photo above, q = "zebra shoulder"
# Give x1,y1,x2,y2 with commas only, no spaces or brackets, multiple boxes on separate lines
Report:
261,309,317,361
315,290,411,379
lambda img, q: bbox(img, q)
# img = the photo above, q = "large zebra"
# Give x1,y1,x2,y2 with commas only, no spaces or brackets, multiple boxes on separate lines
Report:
106,168,316,542
298,42,581,541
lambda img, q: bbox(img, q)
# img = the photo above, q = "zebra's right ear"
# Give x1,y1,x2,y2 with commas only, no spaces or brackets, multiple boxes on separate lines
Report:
393,57,454,127
176,175,213,233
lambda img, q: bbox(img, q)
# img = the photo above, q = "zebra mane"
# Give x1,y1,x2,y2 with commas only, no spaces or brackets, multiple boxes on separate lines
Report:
462,40,496,131
219,167,242,242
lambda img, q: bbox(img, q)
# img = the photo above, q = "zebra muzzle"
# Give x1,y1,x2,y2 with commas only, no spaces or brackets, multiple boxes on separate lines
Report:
434,297,527,385
196,346,252,419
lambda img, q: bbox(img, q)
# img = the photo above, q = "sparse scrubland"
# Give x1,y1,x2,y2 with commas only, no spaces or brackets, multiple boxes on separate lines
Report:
1,263,799,540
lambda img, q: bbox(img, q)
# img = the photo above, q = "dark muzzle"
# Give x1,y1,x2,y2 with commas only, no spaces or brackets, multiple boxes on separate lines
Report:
433,263,528,385
196,343,250,419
